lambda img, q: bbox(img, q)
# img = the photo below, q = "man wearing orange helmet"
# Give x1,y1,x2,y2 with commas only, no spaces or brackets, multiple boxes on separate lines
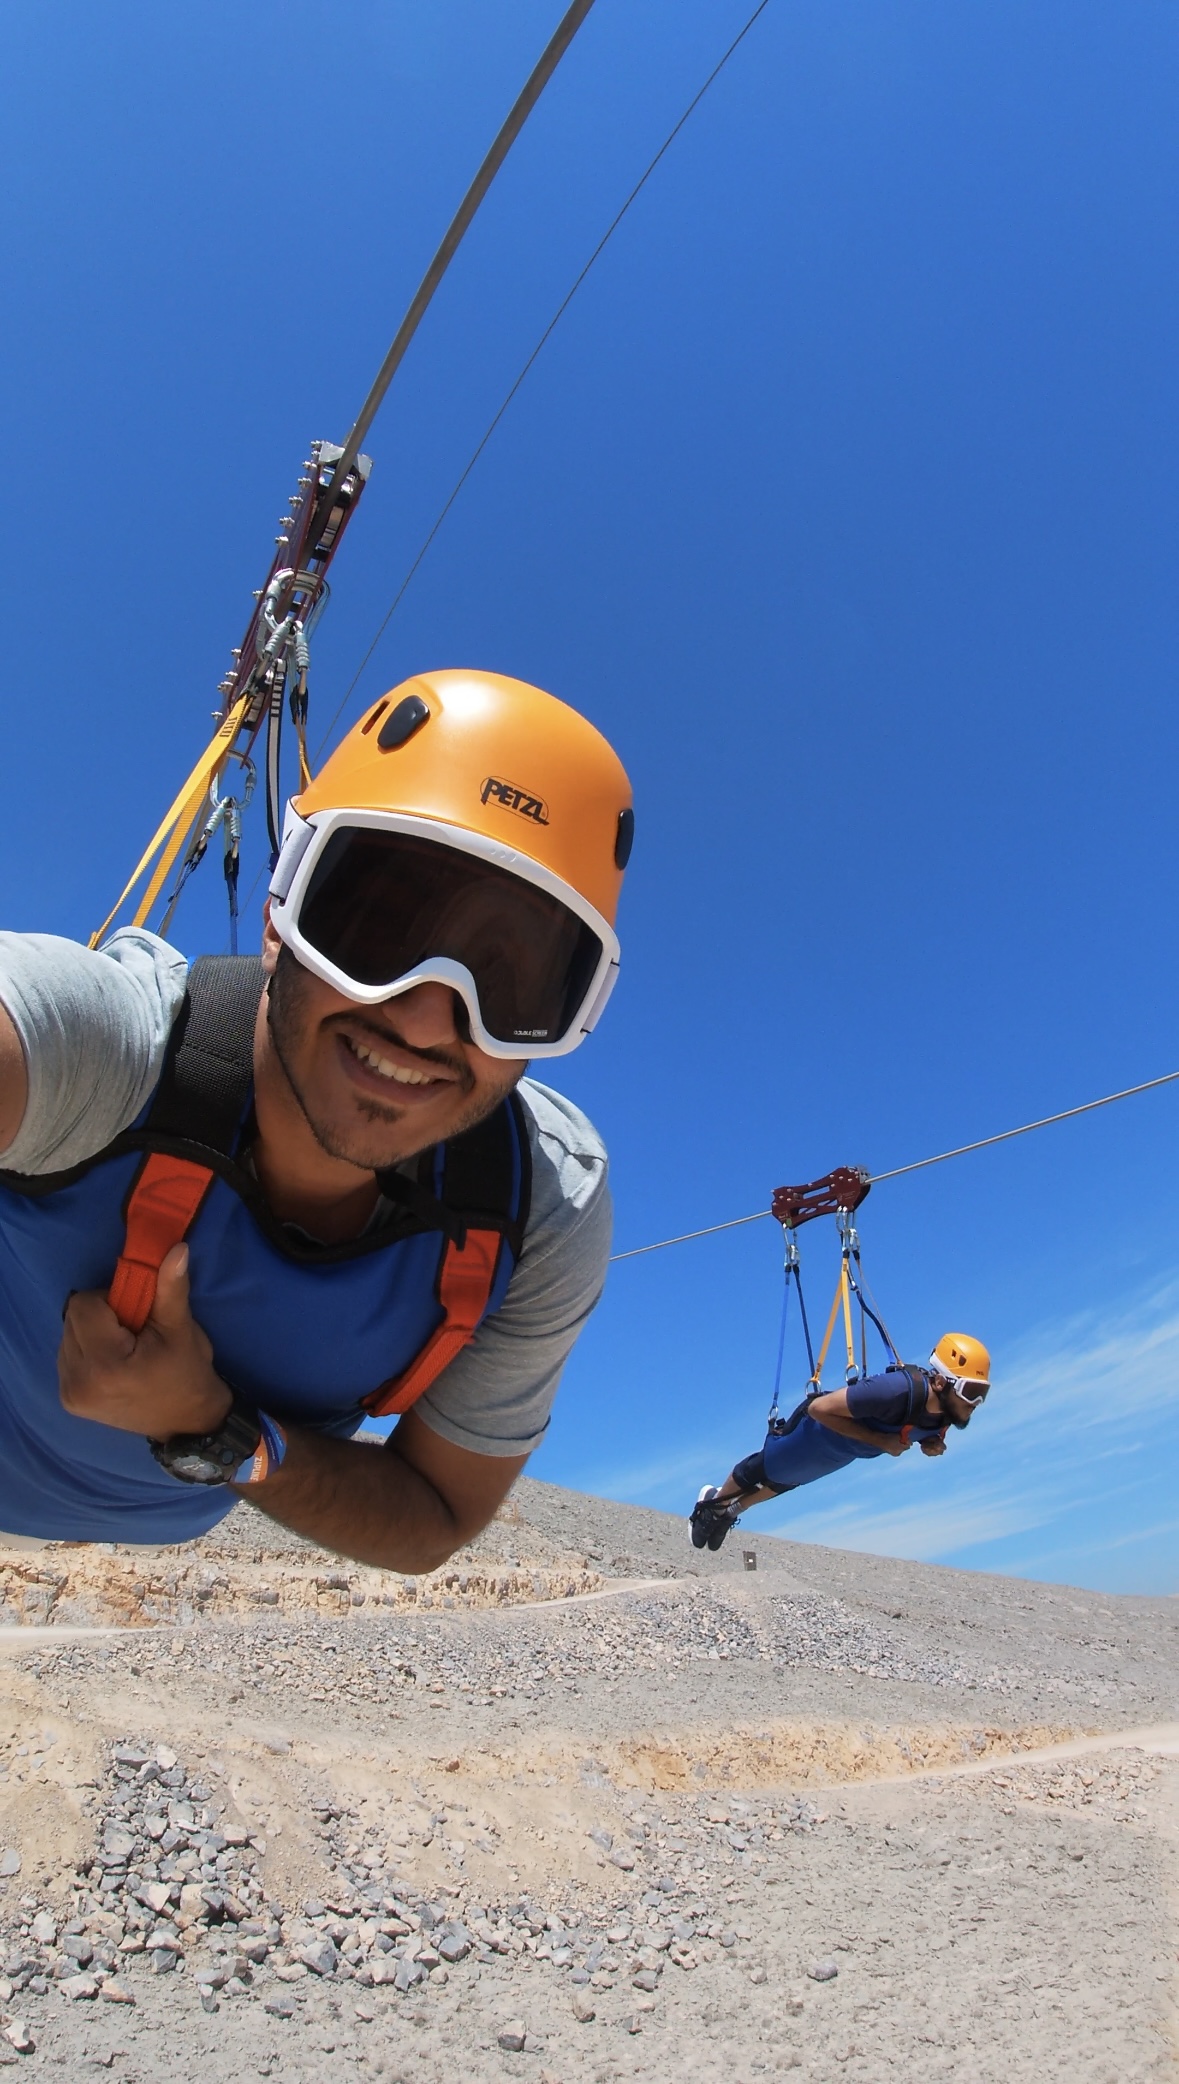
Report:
0,671,632,1568
690,1333,991,1550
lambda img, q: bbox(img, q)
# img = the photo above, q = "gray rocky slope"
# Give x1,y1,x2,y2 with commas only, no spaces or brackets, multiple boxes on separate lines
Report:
0,1477,1170,2081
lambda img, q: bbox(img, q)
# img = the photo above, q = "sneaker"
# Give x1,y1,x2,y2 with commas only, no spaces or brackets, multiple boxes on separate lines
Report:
706,1504,738,1551
689,1485,722,1550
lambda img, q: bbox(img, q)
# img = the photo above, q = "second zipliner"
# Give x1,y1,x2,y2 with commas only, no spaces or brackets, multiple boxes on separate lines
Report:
690,1168,992,1551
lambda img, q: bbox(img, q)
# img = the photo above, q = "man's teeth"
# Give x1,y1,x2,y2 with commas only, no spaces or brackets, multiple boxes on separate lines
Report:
348,1038,435,1086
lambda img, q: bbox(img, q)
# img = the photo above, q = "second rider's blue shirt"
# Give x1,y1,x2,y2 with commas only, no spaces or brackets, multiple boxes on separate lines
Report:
762,1367,944,1492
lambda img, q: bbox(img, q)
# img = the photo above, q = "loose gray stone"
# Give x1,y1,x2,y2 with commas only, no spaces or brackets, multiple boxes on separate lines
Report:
296,1938,338,1977
497,2019,527,2051
61,1973,99,2000
808,1958,839,1982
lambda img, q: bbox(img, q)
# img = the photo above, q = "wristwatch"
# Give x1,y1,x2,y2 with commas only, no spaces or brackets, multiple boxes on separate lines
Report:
149,1397,263,1487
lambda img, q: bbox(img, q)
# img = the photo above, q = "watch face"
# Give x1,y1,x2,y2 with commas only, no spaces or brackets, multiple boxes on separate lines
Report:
170,1451,223,1484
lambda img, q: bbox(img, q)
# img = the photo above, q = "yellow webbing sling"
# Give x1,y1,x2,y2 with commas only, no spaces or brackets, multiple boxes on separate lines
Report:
88,695,250,949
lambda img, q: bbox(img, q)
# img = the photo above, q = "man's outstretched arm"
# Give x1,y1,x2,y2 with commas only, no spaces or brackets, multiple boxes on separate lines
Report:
808,1387,909,1456
59,1244,527,1569
236,1412,527,1570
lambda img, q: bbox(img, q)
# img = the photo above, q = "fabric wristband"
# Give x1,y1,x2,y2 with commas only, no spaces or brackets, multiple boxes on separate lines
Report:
234,1411,287,1486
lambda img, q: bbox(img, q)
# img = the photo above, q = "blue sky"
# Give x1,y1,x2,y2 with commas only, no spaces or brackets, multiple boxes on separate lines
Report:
2,0,1177,1592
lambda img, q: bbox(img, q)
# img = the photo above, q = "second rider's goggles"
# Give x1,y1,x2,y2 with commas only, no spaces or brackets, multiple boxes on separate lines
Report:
269,807,620,1059
928,1355,989,1405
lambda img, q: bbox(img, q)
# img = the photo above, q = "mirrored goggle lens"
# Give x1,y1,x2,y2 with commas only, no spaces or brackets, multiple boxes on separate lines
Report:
296,827,606,1047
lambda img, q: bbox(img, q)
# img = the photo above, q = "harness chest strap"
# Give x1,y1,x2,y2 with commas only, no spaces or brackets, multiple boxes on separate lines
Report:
361,1225,504,1418
107,1154,505,1418
108,1154,216,1334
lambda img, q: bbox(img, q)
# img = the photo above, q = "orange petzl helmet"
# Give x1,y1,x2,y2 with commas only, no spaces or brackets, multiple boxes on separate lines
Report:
296,669,632,923
269,669,633,1057
930,1333,991,1388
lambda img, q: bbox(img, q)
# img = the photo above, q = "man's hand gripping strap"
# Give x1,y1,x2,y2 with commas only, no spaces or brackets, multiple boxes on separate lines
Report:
107,1154,215,1333
362,1227,503,1419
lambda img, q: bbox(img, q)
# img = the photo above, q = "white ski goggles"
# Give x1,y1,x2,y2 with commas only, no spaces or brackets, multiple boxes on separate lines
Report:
928,1354,989,1405
268,806,620,1060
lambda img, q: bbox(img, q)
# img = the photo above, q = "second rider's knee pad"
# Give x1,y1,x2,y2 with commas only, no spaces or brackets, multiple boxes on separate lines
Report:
731,1449,787,1496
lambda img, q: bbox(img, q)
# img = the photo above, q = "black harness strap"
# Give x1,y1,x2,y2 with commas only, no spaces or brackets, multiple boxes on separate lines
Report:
146,954,263,1151
432,1091,531,1259
886,1362,934,1426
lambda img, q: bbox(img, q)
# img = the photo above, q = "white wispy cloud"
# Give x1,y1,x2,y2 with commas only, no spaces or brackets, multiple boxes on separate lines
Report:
574,1278,1179,1585
760,1483,1048,1562
580,1445,713,1503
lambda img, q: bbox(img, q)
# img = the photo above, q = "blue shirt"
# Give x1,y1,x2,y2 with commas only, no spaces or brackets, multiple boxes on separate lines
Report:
762,1367,943,1491
846,1368,944,1441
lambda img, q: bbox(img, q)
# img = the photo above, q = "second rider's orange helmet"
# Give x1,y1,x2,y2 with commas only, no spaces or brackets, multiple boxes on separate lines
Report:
930,1332,991,1400
269,669,633,1058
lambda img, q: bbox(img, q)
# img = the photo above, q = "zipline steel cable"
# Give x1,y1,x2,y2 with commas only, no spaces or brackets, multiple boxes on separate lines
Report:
230,0,777,928
608,1067,1179,1262
313,0,598,535
314,0,775,759
97,0,604,946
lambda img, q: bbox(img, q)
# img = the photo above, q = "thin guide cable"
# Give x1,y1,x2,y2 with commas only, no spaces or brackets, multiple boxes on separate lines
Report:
608,1067,1179,1262
869,1068,1179,1179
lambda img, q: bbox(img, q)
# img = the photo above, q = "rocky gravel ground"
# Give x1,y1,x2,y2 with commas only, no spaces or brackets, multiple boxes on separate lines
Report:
0,1481,1170,2080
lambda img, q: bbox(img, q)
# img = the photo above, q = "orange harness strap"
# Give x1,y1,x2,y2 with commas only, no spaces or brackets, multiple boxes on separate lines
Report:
363,1227,503,1419
107,1154,216,1332
110,1159,502,1413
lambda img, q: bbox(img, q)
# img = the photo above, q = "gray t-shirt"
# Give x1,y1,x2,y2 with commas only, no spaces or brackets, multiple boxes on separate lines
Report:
0,929,611,1456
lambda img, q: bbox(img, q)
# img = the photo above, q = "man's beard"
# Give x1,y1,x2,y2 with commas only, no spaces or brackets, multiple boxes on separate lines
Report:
267,947,516,1170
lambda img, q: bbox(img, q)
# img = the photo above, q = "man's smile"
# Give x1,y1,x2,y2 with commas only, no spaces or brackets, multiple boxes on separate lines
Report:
263,947,522,1175
328,1011,473,1111
342,1031,446,1087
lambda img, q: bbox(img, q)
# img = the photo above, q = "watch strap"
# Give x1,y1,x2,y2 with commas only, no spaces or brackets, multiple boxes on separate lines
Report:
235,1410,288,1486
